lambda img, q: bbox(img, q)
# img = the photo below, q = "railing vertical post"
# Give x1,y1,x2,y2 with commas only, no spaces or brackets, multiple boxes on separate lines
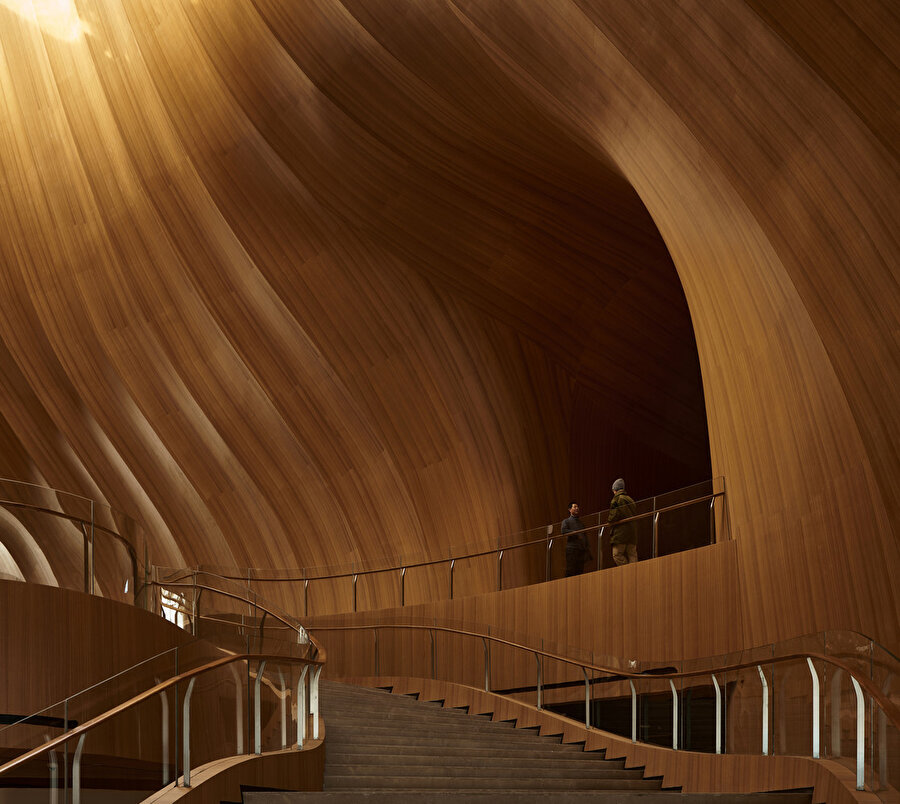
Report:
712,674,723,754
652,511,660,559
583,668,591,729
47,746,58,804
597,526,603,571
311,666,322,740
373,629,379,676
430,629,436,680
352,574,358,612
72,733,86,804
879,672,890,790
191,570,198,636
89,500,95,595
254,660,267,755
159,686,170,784
535,652,542,710
449,559,455,600
81,523,91,595
227,664,243,755
482,637,490,692
400,567,406,607
629,680,637,742
670,679,678,750
278,669,287,749
497,550,503,592
708,497,716,545
757,665,769,756
807,658,821,759
850,676,865,790
546,528,553,581
304,579,309,617
297,666,308,748
182,677,197,787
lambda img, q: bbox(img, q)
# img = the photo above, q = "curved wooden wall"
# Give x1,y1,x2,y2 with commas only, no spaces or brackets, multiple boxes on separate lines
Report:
0,0,897,656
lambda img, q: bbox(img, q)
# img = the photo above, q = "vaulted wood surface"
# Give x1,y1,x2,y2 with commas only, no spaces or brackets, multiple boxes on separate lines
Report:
0,0,897,658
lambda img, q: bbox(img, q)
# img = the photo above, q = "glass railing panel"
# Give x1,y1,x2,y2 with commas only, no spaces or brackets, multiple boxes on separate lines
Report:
656,496,718,557
256,659,301,754
396,564,445,608
75,684,177,799
771,657,816,758
871,641,900,798
873,697,899,801
306,576,354,617
450,553,494,599
0,744,59,801
725,664,766,755
433,629,487,690
355,570,402,612
499,538,545,591
91,528,135,604
681,672,717,752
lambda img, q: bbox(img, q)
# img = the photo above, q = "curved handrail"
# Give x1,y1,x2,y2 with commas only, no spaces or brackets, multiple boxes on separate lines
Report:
157,490,725,585
310,622,900,732
0,651,324,779
148,578,326,659
0,500,140,568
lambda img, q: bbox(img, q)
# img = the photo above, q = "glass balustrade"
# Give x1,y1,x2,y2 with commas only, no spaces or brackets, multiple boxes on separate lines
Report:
308,617,899,796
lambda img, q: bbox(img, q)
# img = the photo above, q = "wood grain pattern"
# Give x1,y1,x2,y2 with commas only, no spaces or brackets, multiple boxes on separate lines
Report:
0,0,897,756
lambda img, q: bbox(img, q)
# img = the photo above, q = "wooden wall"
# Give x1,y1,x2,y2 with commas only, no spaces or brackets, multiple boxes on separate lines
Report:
0,0,896,683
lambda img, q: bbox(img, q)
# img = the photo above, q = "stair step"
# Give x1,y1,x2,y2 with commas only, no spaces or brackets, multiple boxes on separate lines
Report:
325,776,662,791
325,749,619,766
328,762,643,779
322,732,581,750
307,683,810,803
325,723,557,740
247,793,814,804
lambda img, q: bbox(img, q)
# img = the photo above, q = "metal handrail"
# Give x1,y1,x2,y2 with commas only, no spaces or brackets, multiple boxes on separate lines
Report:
310,623,900,726
0,652,325,789
0,645,181,738
148,580,315,646
311,622,897,791
157,491,725,587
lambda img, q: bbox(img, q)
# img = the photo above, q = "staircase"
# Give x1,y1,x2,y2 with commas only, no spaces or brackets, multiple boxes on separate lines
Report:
243,681,813,803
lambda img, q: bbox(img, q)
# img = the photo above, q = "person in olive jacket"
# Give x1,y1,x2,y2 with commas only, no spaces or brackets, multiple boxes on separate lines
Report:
608,478,638,565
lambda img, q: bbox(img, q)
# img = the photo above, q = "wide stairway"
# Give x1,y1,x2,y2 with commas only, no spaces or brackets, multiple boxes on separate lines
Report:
244,681,813,803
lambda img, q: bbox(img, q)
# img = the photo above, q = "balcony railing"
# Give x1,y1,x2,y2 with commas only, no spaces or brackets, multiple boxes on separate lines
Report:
312,620,900,797
0,576,324,799
155,477,727,615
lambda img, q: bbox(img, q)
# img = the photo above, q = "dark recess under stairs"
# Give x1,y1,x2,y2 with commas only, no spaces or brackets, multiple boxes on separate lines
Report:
244,681,813,803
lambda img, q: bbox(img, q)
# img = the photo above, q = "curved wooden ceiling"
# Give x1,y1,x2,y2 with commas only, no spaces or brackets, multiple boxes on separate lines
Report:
0,0,896,649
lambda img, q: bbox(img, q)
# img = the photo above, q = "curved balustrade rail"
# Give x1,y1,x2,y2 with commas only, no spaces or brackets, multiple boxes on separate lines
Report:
311,622,900,795
0,651,324,798
156,478,727,615
146,569,316,650
0,477,148,605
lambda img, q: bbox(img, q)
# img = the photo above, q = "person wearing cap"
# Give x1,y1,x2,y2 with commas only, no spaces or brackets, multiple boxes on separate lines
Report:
608,478,638,565
561,501,592,576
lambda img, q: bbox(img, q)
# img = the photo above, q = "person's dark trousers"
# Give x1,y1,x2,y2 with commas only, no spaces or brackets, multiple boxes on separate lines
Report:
565,546,584,577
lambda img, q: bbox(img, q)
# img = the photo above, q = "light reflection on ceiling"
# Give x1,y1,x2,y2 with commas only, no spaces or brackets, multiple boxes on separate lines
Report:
2,0,86,41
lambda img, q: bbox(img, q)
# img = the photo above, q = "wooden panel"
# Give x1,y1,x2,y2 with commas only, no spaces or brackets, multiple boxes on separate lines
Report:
308,542,745,674
0,580,190,722
140,742,324,803
0,0,896,758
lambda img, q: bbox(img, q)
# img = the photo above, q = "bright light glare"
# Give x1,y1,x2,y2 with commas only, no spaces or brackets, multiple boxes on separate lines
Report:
2,0,86,41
